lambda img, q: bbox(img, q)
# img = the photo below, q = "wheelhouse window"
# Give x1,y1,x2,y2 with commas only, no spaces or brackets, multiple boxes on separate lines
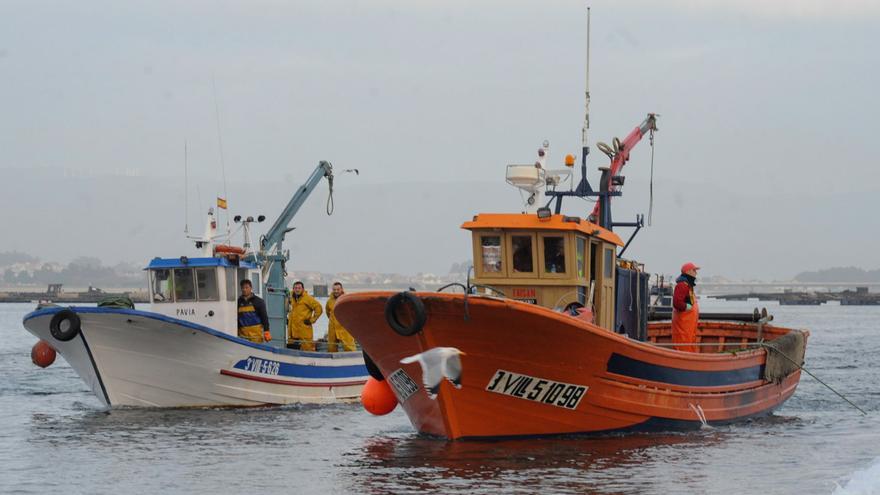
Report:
543,236,566,274
151,269,173,303
577,237,587,279
173,268,196,301
480,236,502,273
604,247,614,278
195,268,219,301
511,235,534,273
226,267,237,302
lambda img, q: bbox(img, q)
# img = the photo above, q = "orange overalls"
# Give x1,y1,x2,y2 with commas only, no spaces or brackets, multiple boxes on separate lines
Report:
672,283,699,352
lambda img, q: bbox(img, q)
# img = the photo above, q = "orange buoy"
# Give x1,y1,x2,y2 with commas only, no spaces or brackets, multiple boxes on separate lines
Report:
31,340,57,368
360,377,398,415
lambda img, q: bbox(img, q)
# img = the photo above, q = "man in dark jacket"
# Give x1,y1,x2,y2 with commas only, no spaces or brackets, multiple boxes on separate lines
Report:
672,262,700,352
238,279,271,343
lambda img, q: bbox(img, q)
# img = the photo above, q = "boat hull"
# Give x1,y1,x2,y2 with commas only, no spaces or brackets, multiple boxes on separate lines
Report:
23,306,368,407
334,292,807,440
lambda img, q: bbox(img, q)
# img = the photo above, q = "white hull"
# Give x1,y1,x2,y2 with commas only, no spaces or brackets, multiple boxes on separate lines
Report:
23,307,368,407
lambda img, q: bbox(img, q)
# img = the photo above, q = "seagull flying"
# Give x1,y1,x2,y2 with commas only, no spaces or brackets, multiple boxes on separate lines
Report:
400,347,465,399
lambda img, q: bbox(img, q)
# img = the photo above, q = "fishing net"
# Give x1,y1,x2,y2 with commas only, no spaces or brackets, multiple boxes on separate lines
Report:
97,296,135,309
763,330,807,383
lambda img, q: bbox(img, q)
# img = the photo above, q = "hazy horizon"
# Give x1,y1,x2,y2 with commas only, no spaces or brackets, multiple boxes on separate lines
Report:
2,1,878,281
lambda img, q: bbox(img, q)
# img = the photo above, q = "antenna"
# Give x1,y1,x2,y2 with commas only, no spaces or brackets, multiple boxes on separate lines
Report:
582,6,591,155
184,140,189,234
212,75,230,237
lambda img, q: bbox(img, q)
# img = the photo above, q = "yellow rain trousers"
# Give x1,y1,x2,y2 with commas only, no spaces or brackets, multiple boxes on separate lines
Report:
326,295,357,352
288,291,322,351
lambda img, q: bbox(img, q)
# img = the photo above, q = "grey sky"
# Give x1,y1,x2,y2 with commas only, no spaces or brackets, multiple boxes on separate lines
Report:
1,1,878,280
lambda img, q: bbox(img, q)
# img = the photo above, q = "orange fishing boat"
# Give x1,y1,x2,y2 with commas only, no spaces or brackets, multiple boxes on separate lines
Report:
335,18,808,439
336,113,809,439
335,114,808,439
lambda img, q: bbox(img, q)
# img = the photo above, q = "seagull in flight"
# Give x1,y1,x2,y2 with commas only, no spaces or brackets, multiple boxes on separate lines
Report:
400,347,465,399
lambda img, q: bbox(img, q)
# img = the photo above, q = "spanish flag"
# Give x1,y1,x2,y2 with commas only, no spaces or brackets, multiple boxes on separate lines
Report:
217,197,228,210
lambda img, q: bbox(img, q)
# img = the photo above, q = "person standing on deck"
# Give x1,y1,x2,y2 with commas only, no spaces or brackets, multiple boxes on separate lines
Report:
238,279,271,343
672,262,700,352
287,281,322,351
326,282,357,352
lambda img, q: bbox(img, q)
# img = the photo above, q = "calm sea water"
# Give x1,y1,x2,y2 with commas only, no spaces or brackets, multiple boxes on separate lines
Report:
1,299,879,494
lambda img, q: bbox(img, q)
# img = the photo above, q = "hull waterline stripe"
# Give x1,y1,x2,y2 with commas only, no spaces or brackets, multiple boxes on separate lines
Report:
79,331,111,406
606,353,764,387
219,369,367,387
230,357,367,379
452,402,784,441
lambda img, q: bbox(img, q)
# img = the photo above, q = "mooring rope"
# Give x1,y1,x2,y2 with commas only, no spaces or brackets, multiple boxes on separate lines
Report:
758,342,867,416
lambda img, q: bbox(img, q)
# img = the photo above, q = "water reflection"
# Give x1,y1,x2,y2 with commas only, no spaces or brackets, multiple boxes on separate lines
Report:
28,405,300,451
346,431,725,494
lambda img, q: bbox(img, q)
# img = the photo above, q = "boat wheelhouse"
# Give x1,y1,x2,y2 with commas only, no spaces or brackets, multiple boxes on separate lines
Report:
465,213,629,333
146,256,261,334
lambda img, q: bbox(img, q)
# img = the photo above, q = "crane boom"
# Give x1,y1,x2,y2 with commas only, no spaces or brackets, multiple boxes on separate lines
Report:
591,114,657,225
255,160,334,342
261,160,333,255
608,114,657,187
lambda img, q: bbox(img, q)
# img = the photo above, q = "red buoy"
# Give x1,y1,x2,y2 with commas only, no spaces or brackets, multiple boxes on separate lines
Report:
361,377,398,415
31,340,57,368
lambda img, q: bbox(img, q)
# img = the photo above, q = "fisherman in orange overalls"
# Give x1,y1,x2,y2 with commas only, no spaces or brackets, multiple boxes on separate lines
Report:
672,262,700,352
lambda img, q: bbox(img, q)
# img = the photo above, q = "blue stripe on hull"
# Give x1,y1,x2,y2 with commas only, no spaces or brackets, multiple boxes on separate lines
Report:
231,357,367,379
606,353,764,387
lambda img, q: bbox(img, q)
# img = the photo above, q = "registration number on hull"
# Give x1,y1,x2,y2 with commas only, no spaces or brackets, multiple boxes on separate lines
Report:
485,370,588,410
388,368,419,403
240,357,280,376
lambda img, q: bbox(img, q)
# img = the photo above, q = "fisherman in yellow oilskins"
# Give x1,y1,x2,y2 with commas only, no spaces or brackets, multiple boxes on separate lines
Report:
287,281,322,351
326,282,357,352
237,279,271,343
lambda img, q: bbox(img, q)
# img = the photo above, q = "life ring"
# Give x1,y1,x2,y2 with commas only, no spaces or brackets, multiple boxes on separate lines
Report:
49,309,81,342
363,351,384,381
384,292,427,337
214,245,246,255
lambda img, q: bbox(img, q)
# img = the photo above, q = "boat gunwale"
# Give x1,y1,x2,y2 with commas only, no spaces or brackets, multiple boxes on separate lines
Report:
23,305,362,360
338,290,809,365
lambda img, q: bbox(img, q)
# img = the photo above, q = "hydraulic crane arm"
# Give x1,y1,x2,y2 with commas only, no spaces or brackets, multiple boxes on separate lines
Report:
590,114,657,222
606,113,657,188
254,160,334,344
260,160,334,256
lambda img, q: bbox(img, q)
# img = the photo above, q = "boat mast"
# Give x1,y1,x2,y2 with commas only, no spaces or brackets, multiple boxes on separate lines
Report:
545,5,598,215
581,6,591,176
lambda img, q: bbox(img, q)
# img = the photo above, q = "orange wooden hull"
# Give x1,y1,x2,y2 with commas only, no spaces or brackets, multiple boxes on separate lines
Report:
334,292,808,440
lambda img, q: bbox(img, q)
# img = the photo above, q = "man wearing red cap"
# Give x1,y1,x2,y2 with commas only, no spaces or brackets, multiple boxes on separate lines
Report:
672,262,700,352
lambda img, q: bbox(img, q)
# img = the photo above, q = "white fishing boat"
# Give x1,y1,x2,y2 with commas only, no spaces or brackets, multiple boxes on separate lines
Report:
22,161,368,407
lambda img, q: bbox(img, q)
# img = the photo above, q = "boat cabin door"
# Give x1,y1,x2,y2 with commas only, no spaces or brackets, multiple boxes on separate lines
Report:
591,240,616,330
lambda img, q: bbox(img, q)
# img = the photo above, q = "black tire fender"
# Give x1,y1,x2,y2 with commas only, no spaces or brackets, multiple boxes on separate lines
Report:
564,301,585,316
384,292,427,337
50,309,81,342
362,351,384,381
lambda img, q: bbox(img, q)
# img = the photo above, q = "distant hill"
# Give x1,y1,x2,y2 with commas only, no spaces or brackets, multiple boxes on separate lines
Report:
794,267,880,283
0,251,39,265
0,253,143,289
